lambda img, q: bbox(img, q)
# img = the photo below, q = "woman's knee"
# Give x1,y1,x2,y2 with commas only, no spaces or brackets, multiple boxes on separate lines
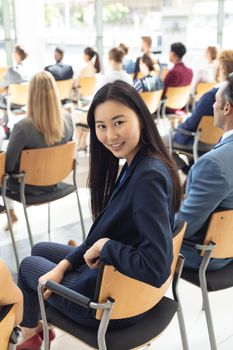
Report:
31,241,50,256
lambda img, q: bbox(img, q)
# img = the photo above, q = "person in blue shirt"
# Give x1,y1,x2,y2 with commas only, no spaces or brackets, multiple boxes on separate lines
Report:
16,80,182,349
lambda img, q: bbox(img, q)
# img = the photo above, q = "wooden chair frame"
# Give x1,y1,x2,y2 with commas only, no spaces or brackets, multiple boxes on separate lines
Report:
194,82,216,104
182,210,233,350
161,85,192,119
169,115,223,163
6,141,86,252
38,222,189,350
56,79,73,101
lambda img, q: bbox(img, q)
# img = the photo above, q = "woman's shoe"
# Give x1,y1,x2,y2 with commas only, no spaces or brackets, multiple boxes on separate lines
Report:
16,333,43,350
39,328,56,348
4,209,18,231
67,239,78,247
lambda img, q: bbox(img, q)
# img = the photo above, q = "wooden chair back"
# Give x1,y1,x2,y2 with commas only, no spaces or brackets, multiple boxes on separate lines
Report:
96,222,186,320
161,68,169,80
140,90,163,114
197,115,223,144
0,67,7,93
56,79,73,101
0,152,5,186
195,82,216,102
165,85,191,110
19,141,76,186
0,304,17,350
8,83,29,105
78,77,97,96
202,210,233,258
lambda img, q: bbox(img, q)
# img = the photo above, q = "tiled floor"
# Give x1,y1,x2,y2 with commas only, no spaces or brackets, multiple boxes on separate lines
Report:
1,151,233,350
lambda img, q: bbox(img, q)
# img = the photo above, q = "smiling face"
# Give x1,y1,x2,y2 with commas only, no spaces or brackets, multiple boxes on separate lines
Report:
94,100,141,165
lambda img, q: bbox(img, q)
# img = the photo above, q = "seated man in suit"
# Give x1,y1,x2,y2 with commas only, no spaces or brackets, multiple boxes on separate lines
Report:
176,73,233,271
44,47,73,81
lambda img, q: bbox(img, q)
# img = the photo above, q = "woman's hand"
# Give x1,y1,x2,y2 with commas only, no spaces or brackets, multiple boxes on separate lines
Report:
38,259,72,299
84,238,110,269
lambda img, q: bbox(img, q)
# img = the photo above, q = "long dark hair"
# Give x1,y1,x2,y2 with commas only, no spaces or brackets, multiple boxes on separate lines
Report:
87,80,182,219
84,47,101,73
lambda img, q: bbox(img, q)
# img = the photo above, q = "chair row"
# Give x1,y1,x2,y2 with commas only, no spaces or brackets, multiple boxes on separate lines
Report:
0,141,86,271
39,209,233,350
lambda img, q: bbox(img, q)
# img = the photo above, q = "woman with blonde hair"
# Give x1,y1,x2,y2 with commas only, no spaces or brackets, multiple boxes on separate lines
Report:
4,71,74,228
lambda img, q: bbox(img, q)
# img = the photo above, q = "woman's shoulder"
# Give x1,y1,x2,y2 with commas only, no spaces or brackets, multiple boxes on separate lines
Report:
134,155,171,180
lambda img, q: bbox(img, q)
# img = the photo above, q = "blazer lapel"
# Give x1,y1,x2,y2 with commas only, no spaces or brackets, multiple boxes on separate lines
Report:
86,152,144,238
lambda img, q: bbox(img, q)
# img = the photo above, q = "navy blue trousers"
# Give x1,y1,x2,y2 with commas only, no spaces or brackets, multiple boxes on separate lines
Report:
18,242,142,329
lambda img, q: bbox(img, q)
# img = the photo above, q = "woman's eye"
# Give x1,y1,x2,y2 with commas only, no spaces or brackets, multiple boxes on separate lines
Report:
97,124,105,129
115,120,123,126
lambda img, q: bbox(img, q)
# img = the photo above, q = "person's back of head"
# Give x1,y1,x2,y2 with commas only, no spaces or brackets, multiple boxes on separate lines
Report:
206,46,218,63
108,47,125,65
27,71,64,145
170,42,187,62
55,47,64,63
140,54,155,75
216,50,233,82
141,36,152,53
84,47,101,73
14,45,28,64
118,43,129,56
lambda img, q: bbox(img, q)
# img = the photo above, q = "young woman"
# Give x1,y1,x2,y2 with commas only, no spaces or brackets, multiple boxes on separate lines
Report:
133,54,163,92
16,80,181,349
98,47,132,89
4,71,74,229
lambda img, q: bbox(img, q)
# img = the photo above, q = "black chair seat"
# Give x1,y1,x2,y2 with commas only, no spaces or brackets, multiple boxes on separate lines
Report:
6,183,76,205
182,262,233,291
46,296,177,350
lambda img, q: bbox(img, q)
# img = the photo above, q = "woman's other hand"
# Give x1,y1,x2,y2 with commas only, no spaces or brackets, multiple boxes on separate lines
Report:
38,259,72,299
84,238,110,269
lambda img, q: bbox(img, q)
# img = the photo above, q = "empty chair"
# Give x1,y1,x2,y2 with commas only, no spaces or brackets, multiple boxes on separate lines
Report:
140,89,163,117
38,222,189,350
6,141,86,249
56,78,73,102
78,76,97,98
181,210,233,350
169,115,223,163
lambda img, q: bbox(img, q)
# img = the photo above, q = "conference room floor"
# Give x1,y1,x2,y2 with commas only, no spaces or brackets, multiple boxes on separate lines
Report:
1,152,233,350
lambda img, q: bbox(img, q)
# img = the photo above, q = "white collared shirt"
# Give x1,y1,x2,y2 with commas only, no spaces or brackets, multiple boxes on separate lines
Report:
221,129,233,141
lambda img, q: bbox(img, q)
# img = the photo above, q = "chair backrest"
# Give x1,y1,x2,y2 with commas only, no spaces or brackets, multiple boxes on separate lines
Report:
202,210,233,258
78,77,97,96
165,85,191,110
0,258,23,349
0,152,5,186
197,115,223,144
8,83,29,105
56,79,73,101
95,222,187,320
140,90,163,114
19,141,76,186
195,82,216,102
0,67,7,93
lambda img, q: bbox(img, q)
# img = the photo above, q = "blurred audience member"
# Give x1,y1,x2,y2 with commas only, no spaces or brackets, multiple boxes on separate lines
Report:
45,47,73,81
192,46,218,93
119,43,135,74
0,45,29,90
168,49,233,175
98,47,132,89
4,71,74,230
133,54,163,92
133,36,160,80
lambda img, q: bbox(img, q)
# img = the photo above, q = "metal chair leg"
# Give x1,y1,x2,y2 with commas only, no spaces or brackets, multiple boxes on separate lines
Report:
199,251,217,350
48,202,51,241
75,189,86,242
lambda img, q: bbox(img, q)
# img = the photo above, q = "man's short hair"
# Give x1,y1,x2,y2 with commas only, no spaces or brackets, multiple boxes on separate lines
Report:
170,42,187,59
222,73,233,107
55,47,64,59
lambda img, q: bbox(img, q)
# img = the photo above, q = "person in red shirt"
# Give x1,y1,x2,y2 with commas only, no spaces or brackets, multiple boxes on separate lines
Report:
163,42,193,113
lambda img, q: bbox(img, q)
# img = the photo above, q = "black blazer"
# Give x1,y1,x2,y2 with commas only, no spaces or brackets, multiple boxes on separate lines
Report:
66,152,174,292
